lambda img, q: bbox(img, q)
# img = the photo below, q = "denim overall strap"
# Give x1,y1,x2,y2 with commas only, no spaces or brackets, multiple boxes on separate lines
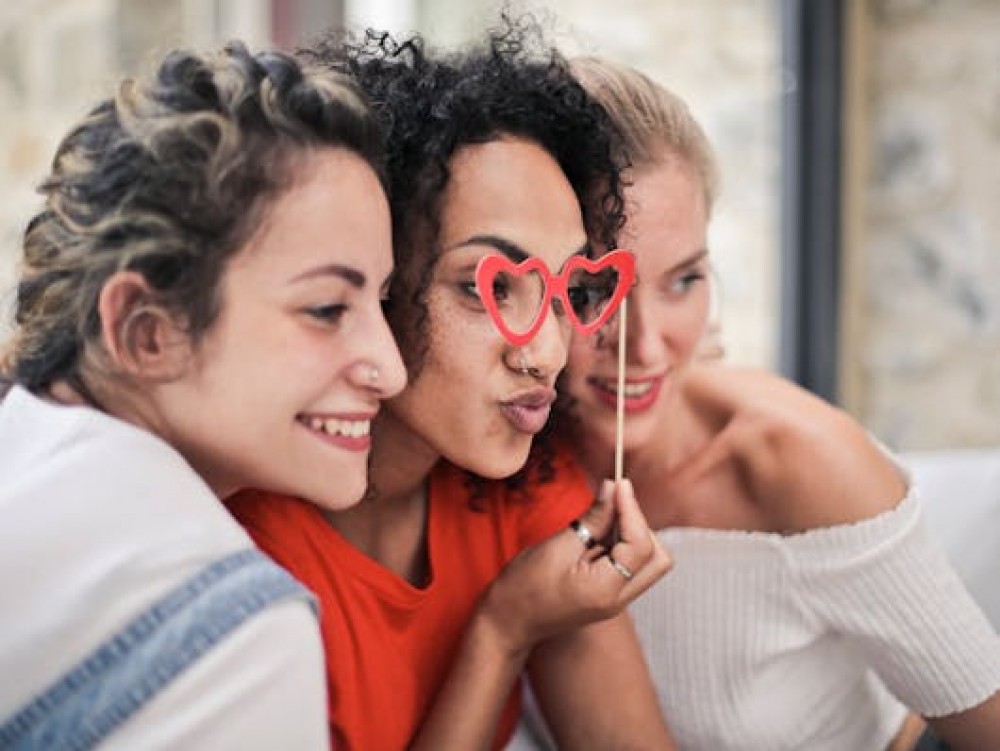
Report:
0,548,317,751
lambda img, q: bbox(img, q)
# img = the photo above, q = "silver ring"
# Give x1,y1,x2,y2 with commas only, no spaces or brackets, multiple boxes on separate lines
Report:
608,555,634,581
569,519,598,549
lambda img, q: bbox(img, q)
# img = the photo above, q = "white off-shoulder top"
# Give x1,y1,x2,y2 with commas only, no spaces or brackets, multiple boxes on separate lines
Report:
629,488,1000,750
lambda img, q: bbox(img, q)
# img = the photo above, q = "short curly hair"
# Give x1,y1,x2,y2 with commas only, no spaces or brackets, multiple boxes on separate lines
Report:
303,16,626,375
2,41,383,398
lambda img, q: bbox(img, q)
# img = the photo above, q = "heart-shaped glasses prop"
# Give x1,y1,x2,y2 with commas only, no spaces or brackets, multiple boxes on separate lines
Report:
475,249,635,480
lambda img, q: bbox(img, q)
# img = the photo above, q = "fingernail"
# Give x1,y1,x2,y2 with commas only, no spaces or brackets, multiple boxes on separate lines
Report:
599,479,614,502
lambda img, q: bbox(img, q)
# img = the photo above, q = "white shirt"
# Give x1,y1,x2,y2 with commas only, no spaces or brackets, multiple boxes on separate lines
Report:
628,488,1000,750
511,484,1000,751
0,386,328,749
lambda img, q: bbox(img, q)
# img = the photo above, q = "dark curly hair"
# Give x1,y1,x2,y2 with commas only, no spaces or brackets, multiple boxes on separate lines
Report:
302,16,626,499
2,41,383,401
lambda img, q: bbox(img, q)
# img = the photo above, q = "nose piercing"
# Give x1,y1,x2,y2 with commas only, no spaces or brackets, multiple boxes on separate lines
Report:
516,352,542,379
518,352,530,375
367,365,379,384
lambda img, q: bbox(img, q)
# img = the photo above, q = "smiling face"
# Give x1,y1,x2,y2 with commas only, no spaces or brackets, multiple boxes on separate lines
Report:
153,148,407,508
383,137,588,479
563,154,711,455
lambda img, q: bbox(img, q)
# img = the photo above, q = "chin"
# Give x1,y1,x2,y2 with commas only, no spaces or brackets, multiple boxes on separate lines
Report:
297,474,368,512
461,445,531,480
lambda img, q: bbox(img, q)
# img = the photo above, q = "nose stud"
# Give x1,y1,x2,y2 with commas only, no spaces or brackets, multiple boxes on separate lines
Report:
515,352,542,379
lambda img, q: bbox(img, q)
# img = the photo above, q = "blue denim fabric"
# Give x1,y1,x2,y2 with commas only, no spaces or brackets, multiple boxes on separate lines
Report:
0,548,317,750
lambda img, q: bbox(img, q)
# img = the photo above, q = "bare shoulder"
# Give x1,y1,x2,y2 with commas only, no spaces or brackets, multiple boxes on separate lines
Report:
685,364,908,533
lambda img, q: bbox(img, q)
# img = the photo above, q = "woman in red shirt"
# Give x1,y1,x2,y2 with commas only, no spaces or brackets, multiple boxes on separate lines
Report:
228,19,675,751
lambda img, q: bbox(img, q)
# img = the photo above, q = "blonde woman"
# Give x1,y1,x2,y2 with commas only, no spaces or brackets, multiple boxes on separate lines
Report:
546,57,1000,751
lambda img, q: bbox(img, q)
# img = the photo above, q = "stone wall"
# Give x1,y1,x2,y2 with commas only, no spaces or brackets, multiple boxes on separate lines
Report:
0,0,271,333
2,0,996,450
0,0,783,374
850,0,1000,449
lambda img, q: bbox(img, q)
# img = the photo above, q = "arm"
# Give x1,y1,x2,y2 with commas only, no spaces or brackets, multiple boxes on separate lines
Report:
528,614,675,750
926,691,1000,751
410,479,672,751
409,606,531,751
786,444,1000,750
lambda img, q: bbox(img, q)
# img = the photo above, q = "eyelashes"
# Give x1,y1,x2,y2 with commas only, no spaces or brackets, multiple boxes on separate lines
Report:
306,303,348,325
661,270,706,298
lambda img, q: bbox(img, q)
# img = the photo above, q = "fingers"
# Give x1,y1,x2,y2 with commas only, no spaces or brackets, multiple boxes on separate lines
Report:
574,479,616,542
612,477,651,548
607,554,635,581
597,479,672,603
562,479,672,615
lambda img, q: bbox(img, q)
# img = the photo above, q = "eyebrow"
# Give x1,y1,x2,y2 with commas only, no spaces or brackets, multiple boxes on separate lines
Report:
289,264,366,288
445,234,591,266
665,248,710,275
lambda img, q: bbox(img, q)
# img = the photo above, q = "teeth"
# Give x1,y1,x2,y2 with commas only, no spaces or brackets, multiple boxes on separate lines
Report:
624,383,652,397
598,380,653,397
304,416,371,438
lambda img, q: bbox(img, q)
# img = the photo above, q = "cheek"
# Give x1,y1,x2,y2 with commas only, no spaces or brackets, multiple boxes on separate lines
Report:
564,340,598,396
664,294,711,354
567,335,599,368
427,301,506,375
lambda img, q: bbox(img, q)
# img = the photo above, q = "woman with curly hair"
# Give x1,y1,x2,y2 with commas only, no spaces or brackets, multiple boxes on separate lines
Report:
0,42,406,748
226,19,675,751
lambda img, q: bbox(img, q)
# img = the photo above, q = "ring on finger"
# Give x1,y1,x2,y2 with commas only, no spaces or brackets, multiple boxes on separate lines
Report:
608,554,634,581
569,519,599,549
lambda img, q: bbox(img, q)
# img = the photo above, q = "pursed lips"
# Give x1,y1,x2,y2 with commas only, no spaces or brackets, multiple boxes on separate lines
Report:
500,386,556,434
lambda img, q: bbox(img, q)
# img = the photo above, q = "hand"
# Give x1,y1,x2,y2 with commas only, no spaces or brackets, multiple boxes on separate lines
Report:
478,478,672,657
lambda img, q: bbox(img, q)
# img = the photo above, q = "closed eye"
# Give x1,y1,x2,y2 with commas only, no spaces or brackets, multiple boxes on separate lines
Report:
306,304,348,324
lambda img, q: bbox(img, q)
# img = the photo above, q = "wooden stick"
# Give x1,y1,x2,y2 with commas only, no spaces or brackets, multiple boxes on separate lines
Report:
615,297,627,482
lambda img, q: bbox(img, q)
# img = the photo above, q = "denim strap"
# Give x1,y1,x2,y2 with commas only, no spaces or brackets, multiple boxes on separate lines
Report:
0,548,316,751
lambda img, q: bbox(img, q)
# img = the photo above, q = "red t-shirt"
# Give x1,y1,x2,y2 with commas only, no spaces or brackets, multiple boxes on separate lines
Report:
226,445,592,751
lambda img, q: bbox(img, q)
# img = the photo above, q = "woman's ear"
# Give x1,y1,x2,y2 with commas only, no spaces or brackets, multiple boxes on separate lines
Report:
97,271,190,380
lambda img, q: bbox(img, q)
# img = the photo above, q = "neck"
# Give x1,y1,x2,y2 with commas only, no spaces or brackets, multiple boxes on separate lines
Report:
570,425,616,487
367,407,442,506
324,407,438,583
569,385,695,491
326,409,440,540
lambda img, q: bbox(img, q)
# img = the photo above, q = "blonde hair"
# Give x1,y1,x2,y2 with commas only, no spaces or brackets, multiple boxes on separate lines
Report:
570,56,720,214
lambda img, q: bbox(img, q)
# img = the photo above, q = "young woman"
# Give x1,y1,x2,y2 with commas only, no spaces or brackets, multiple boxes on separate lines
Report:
548,56,1000,751
0,42,405,749
226,23,674,751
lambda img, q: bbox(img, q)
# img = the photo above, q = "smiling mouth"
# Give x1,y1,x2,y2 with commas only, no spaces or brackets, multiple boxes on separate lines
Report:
299,415,372,438
592,379,655,398
589,376,663,413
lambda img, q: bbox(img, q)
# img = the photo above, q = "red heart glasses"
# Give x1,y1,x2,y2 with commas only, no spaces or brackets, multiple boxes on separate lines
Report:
474,249,635,346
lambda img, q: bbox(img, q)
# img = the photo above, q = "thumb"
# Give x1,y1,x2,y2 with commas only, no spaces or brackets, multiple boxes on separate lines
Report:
576,479,617,543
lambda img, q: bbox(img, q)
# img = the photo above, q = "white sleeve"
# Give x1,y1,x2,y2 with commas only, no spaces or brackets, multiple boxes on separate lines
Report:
103,601,330,750
792,492,1000,717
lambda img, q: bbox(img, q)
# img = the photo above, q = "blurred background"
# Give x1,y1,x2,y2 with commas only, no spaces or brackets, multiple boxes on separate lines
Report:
0,0,997,452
